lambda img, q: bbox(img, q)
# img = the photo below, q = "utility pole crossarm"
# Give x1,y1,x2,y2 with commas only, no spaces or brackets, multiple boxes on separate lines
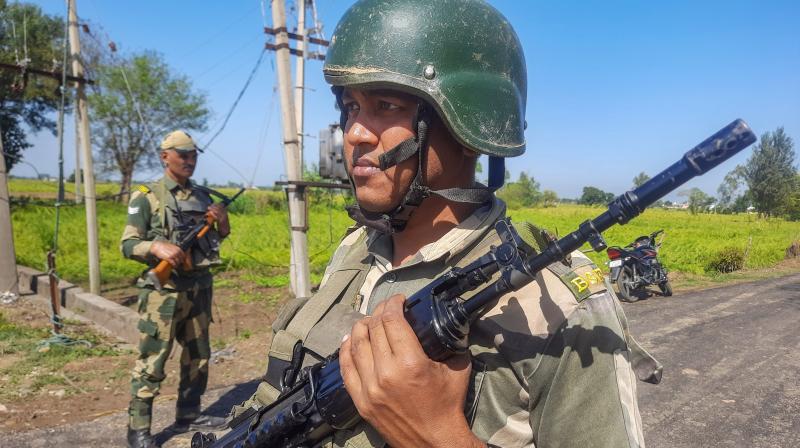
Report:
0,61,94,85
264,26,330,46
265,43,325,61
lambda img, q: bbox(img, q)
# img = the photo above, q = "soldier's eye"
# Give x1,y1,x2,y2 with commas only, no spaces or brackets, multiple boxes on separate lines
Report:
343,102,359,115
378,101,400,111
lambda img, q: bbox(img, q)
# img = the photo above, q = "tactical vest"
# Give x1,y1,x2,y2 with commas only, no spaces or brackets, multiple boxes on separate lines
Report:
134,179,222,291
155,178,223,272
239,218,661,448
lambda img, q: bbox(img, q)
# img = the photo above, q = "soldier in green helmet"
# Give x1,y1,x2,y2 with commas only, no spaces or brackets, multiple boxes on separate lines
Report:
121,130,230,448
232,0,659,446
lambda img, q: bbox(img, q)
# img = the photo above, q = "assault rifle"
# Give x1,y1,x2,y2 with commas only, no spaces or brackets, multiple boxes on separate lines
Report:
147,187,245,290
192,120,756,448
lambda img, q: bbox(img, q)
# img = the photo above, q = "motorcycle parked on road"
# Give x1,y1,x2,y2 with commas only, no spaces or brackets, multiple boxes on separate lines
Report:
607,230,672,302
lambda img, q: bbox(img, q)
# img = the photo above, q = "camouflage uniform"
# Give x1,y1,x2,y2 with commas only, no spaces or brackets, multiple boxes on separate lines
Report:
238,197,659,447
230,1,660,446
121,175,223,431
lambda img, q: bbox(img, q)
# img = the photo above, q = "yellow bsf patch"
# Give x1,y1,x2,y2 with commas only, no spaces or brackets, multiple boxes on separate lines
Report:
570,267,604,293
138,185,151,194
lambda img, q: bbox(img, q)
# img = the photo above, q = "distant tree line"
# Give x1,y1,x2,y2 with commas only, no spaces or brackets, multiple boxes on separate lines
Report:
716,127,798,219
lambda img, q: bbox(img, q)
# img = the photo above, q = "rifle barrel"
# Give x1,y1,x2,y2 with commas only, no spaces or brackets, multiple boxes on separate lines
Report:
464,119,756,315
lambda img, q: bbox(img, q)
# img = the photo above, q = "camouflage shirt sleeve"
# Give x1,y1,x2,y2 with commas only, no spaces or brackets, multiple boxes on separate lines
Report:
528,290,646,448
120,190,161,264
473,252,646,448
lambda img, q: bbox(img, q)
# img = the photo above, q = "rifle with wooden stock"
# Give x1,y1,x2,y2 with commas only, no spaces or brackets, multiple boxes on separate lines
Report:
147,187,245,291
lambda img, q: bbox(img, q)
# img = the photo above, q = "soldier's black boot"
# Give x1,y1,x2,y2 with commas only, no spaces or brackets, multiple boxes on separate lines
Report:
127,427,158,448
173,413,227,433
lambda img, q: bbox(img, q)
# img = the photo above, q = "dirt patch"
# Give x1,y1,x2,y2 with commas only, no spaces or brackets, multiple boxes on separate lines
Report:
0,271,288,433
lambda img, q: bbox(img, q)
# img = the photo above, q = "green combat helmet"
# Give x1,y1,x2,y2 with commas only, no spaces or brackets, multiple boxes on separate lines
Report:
324,0,527,233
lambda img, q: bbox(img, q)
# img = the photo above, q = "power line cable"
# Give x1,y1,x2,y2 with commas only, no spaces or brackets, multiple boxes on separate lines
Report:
197,48,268,186
178,4,260,62
250,87,278,187
194,32,264,81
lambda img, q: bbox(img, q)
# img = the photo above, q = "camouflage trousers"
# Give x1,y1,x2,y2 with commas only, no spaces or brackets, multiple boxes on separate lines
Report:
128,283,213,430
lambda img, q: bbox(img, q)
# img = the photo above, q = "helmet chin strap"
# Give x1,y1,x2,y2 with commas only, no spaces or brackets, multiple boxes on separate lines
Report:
343,102,491,234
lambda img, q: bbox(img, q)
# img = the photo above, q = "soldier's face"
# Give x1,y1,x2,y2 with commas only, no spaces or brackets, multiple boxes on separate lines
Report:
341,88,420,212
161,149,197,182
341,87,476,213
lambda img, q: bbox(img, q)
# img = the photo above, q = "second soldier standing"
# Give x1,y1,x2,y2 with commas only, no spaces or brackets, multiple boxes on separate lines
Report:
120,131,230,448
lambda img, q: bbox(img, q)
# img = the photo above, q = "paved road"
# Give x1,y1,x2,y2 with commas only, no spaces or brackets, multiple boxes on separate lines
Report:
3,274,799,447
629,273,800,448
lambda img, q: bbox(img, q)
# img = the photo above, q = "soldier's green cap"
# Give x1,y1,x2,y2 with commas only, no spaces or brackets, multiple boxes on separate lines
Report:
160,130,203,153
323,0,527,158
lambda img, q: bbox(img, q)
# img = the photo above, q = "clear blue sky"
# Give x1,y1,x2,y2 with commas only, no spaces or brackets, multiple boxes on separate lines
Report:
20,0,800,201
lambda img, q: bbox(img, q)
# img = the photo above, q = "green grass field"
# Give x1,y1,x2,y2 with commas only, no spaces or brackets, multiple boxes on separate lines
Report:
8,178,120,198
8,180,800,290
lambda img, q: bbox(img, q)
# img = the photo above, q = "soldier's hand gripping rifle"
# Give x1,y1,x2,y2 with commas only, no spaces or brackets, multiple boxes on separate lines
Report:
192,120,756,448
147,187,245,291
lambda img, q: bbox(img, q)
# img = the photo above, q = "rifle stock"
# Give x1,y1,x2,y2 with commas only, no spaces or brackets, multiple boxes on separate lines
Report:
193,120,756,448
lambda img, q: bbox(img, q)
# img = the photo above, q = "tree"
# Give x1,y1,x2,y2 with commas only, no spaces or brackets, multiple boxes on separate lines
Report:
579,186,614,205
632,171,650,188
89,51,209,201
680,187,715,214
0,1,65,171
496,171,541,209
716,165,747,213
542,189,558,207
786,173,800,221
742,128,796,217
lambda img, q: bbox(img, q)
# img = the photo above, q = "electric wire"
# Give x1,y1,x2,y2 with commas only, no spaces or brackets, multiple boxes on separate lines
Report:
203,48,267,149
178,4,260,62
35,1,90,349
197,48,270,187
249,87,278,187
194,32,264,81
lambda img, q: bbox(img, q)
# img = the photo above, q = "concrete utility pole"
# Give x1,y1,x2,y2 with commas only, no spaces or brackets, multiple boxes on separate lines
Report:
73,130,82,203
272,0,311,298
68,0,101,295
294,0,307,168
0,124,19,298
73,134,82,203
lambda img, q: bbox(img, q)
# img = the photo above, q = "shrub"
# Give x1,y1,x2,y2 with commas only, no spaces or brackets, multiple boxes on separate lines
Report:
786,240,800,259
706,247,746,273
226,191,286,214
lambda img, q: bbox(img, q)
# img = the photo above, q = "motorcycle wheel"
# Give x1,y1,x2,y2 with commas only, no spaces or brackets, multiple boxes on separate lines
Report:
659,280,673,297
617,268,639,303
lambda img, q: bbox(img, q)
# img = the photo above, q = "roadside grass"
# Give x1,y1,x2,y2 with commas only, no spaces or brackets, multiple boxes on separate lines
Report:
668,258,800,291
509,206,800,275
0,311,127,401
9,179,800,291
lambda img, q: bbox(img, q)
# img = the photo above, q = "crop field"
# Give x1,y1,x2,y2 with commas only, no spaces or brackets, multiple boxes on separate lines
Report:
510,207,799,274
8,179,800,291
